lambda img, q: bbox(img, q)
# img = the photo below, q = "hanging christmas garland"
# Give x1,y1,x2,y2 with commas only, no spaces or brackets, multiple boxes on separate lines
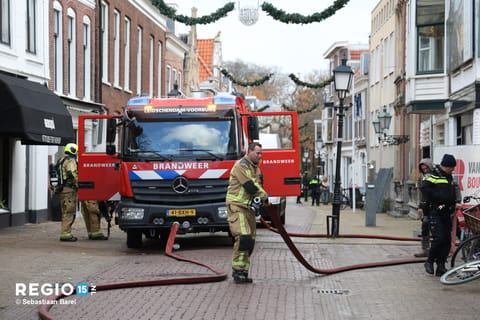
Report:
151,0,235,25
298,121,309,130
221,69,273,87
253,105,270,112
289,74,334,89
282,103,319,114
261,0,350,24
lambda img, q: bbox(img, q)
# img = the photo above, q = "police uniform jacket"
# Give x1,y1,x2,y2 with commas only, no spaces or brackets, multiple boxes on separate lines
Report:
420,166,456,212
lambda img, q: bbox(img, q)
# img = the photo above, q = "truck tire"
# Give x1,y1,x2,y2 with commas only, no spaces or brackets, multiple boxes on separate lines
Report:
126,229,143,248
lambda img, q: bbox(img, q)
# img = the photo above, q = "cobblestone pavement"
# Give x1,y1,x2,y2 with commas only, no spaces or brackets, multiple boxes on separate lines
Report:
1,198,479,319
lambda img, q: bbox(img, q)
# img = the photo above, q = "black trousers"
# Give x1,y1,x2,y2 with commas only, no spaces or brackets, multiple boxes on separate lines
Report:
428,211,452,264
420,215,430,242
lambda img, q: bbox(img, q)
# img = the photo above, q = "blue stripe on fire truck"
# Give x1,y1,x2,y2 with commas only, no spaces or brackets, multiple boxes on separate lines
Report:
129,170,184,180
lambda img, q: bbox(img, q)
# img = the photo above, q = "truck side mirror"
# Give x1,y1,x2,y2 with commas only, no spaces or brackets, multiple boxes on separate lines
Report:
106,118,117,143
247,116,259,140
106,118,117,155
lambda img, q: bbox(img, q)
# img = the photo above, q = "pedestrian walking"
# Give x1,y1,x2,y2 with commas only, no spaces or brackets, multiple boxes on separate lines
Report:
414,158,434,257
226,142,269,283
296,172,303,204
420,154,457,276
320,177,330,205
302,172,309,202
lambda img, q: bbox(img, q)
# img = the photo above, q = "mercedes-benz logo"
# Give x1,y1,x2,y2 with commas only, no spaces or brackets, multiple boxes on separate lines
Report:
172,176,189,194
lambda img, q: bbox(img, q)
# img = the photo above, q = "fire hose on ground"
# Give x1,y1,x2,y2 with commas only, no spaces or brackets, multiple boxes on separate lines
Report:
39,205,426,319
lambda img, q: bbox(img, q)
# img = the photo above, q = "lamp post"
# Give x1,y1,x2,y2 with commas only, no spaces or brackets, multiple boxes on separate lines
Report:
330,59,353,238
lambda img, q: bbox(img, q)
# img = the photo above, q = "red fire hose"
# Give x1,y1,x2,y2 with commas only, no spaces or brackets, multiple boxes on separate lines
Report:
38,222,227,320
39,207,425,319
261,205,426,275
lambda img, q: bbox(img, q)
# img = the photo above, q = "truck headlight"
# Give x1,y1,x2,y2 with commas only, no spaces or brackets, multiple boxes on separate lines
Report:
121,207,145,220
217,206,228,219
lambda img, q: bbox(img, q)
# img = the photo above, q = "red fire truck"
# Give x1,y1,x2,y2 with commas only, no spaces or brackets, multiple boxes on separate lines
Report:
77,92,300,248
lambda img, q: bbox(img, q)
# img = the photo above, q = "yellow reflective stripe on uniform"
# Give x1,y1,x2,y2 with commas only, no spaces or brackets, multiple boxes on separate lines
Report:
232,257,246,267
226,193,250,205
239,212,248,234
426,175,449,184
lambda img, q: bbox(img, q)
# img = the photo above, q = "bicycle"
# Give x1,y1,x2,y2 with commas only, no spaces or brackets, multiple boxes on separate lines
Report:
440,205,480,285
339,188,364,210
449,198,480,268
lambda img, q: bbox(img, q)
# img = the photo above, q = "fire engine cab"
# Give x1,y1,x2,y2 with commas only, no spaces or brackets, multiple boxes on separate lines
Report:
77,92,300,248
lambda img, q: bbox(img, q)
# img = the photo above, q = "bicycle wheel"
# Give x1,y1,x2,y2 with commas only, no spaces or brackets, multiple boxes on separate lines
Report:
440,260,480,285
450,235,480,268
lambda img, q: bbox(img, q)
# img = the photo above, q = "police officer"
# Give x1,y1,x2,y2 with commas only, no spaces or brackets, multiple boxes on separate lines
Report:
309,176,320,206
226,142,269,283
59,143,108,241
414,158,434,257
420,154,457,276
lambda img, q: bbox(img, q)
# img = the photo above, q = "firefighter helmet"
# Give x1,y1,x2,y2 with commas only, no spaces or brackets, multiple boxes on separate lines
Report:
64,143,78,155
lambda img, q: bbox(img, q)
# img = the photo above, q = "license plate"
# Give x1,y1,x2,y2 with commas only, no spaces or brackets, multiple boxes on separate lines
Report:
167,209,196,217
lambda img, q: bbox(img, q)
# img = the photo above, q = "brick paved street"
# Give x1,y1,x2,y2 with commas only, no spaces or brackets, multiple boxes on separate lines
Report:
1,197,479,320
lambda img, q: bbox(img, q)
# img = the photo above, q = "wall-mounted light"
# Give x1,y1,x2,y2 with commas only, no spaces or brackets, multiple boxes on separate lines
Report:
372,107,409,145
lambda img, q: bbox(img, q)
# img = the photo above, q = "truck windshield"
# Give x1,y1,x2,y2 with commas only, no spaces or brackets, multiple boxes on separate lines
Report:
124,119,237,161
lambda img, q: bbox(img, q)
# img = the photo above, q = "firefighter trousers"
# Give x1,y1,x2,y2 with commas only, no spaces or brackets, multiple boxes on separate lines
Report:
81,200,104,238
227,204,256,272
60,190,77,239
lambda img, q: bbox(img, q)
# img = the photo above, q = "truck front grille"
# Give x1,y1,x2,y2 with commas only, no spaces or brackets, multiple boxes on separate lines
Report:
131,178,228,205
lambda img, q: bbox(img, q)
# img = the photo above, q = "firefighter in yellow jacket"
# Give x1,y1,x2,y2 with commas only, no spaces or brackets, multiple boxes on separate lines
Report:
226,142,269,283
59,143,108,241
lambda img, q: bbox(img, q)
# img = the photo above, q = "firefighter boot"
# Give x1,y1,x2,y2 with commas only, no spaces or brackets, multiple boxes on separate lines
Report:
232,270,252,284
424,260,434,275
242,271,253,283
435,263,448,277
414,240,429,257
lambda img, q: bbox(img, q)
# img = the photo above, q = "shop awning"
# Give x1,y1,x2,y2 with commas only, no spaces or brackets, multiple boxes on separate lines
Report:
0,73,74,145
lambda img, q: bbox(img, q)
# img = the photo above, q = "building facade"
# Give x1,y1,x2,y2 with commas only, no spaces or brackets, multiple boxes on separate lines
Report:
322,42,369,200
0,0,191,228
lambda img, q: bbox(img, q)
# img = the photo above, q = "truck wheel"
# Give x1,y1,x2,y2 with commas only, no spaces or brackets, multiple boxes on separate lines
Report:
126,229,143,248
280,212,286,225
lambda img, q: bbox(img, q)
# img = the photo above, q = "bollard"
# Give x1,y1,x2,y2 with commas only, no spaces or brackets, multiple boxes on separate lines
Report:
365,183,376,226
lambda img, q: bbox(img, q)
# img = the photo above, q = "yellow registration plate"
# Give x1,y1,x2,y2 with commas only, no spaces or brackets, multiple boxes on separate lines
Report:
167,209,196,217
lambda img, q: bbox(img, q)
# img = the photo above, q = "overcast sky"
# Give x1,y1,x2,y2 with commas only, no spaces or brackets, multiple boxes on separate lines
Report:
174,0,379,75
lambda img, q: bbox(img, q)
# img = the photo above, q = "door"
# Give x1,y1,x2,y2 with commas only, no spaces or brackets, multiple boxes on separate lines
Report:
253,112,301,196
77,115,121,201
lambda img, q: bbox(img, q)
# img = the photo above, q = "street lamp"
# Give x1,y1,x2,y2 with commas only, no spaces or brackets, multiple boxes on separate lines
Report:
330,59,353,238
372,107,409,145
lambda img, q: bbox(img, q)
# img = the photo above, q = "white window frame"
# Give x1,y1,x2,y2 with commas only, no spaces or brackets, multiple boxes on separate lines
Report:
166,65,171,94
149,35,154,96
157,41,162,96
124,17,130,91
83,16,91,100
67,8,76,97
101,1,109,84
53,2,63,93
136,26,142,95
113,9,120,87
26,0,36,53
0,0,10,45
